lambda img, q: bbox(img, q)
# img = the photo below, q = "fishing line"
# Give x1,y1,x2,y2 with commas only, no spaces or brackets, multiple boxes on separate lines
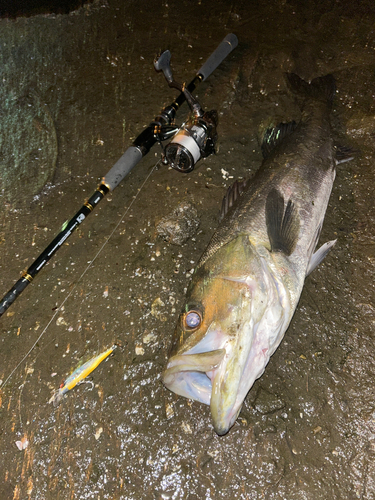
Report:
0,34,238,317
1,33,239,387
1,161,160,389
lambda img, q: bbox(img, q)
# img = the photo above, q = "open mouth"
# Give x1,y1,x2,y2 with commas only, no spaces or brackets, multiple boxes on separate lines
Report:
162,348,226,406
162,343,252,435
162,322,258,435
162,312,273,435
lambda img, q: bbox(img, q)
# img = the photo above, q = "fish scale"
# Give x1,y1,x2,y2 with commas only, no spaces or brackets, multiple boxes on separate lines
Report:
162,73,346,435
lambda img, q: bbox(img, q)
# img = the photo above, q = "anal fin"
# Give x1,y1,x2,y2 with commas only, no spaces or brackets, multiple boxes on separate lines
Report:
306,240,337,276
334,144,356,165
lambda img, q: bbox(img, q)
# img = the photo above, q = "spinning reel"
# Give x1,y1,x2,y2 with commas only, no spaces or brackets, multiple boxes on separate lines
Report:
154,50,218,173
0,34,237,316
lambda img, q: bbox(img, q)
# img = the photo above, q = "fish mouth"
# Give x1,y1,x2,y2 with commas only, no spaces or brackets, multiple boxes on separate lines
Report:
162,349,226,407
209,319,257,435
162,319,258,436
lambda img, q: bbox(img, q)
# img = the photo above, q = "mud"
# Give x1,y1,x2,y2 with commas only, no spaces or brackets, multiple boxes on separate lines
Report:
0,0,374,499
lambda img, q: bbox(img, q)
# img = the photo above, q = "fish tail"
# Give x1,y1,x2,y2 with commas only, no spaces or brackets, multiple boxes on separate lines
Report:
286,73,336,103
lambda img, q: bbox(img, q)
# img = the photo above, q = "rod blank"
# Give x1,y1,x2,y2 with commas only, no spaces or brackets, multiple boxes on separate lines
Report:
0,34,238,317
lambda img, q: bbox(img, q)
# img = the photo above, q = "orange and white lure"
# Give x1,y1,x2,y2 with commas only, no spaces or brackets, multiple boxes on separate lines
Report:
52,345,115,406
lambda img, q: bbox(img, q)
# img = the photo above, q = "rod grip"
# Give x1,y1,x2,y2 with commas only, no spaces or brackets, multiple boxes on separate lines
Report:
197,33,238,81
0,277,29,317
102,146,143,191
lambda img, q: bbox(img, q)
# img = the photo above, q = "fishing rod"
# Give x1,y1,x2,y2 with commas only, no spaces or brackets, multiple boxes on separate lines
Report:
0,33,238,317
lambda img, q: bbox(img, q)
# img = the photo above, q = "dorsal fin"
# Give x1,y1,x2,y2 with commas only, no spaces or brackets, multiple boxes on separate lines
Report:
220,179,249,221
261,121,297,159
265,188,300,256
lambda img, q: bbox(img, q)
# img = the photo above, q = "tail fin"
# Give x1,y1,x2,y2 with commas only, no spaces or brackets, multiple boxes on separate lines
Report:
286,73,336,103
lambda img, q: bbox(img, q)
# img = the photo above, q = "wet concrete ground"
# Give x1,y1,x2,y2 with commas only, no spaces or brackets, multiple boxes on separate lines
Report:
0,0,375,498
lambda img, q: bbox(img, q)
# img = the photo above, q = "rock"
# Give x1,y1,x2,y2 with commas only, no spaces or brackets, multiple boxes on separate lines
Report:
156,200,200,245
252,387,285,415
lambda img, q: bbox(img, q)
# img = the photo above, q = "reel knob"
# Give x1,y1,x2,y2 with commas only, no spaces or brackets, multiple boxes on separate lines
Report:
154,50,173,84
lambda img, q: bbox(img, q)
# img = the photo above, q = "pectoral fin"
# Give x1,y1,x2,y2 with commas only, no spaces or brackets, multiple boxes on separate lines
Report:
306,239,337,276
266,188,300,256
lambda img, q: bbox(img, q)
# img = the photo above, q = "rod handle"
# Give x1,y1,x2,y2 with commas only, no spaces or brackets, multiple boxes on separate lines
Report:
102,146,143,191
0,277,29,317
197,33,238,81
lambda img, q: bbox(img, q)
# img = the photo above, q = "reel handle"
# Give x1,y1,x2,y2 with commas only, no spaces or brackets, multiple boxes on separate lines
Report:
197,34,238,81
0,35,238,317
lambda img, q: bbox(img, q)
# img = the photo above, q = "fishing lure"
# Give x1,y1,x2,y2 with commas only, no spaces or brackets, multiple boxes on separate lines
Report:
52,346,115,406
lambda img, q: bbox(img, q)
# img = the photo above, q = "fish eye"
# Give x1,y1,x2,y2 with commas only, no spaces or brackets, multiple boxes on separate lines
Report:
185,310,202,329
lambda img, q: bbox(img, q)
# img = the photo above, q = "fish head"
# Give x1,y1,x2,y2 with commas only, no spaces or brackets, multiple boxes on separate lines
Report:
163,235,282,435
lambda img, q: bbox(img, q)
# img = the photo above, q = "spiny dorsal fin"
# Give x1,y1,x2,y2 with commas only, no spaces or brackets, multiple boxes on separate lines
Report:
261,121,297,159
265,188,300,256
220,179,249,221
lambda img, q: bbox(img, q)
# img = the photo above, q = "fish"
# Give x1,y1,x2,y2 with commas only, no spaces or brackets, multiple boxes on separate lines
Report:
52,345,115,406
162,73,346,435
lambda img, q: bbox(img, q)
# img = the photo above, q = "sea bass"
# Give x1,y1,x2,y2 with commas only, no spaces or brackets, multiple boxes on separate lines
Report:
162,73,343,435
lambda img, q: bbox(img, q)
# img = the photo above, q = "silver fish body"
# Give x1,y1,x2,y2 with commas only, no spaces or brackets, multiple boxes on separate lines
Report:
162,74,339,435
